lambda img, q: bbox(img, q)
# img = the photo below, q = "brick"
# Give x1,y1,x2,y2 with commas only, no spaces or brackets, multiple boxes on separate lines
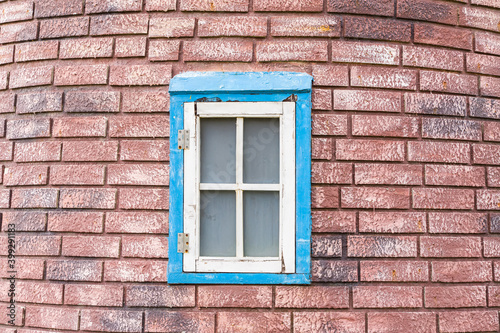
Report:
115,37,146,57
0,1,33,24
429,212,487,233
17,91,62,114
60,188,117,209
472,0,500,7
312,64,348,86
54,64,108,86
51,164,105,185
46,260,102,281
254,0,321,11
198,286,272,308
312,211,356,232
110,64,171,86
9,66,52,89
90,14,148,35
16,235,60,256
126,285,194,307
146,311,215,333
489,285,500,305
7,119,49,140
104,260,168,282
481,76,500,98
355,163,422,186
432,261,492,282
361,261,429,282
312,137,333,160
2,211,46,231
311,235,342,257
485,238,500,257
108,164,168,186
475,31,500,56
368,313,436,333
403,45,463,71
121,140,169,161
256,40,328,62
217,312,289,333
422,118,481,141
0,21,37,44
86,0,142,13
199,16,267,37
470,97,500,120
80,309,142,332
336,139,405,162
312,89,332,110
15,40,58,62
122,90,169,112
106,212,168,233
63,141,117,161
0,71,6,90
64,90,120,112
311,162,351,184
35,0,83,17
312,260,358,282
408,141,470,164
397,0,458,24
294,312,365,333
0,45,14,65
0,280,61,304
353,286,422,308
425,286,486,308
148,40,180,61
415,23,472,50
334,89,401,112
413,188,474,210
65,284,123,306
352,115,418,138
0,93,15,113
420,236,482,257
460,6,500,32
469,53,500,77
12,188,57,208
345,17,411,42
474,144,500,164
146,0,176,11
489,167,500,187
180,0,248,11
348,236,417,257
420,70,478,95
62,236,120,257
4,165,48,186
477,190,500,210
184,40,252,62
53,116,107,137
351,66,417,90
359,212,426,233
149,17,195,37
25,306,79,330
60,37,113,59
0,258,44,279
122,235,168,258
109,116,169,138
275,286,349,308
342,187,410,209
439,311,499,332
327,0,393,16
0,190,9,208
331,41,399,65
40,16,89,38
311,114,347,135
425,165,485,187
271,16,339,37
119,188,169,210
48,211,104,233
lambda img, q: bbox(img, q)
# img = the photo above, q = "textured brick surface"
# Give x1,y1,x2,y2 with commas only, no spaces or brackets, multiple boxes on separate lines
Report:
149,17,195,38
198,286,272,308
60,38,114,59
199,16,267,37
425,286,486,308
439,311,499,332
361,261,429,282
257,41,328,62
353,286,422,308
14,142,59,163
351,66,417,90
90,14,148,35
368,312,436,333
345,17,411,42
421,236,482,257
403,45,463,71
126,285,194,307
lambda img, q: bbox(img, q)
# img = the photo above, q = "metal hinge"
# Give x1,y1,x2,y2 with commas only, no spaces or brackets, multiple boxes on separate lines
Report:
177,233,189,253
178,130,190,150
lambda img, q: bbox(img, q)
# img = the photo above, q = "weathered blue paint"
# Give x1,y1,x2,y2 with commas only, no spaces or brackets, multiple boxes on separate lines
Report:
168,72,312,284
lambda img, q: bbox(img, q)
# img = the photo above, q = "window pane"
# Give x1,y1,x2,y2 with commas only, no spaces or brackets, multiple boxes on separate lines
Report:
200,191,236,257
200,118,236,183
243,118,280,184
243,191,279,257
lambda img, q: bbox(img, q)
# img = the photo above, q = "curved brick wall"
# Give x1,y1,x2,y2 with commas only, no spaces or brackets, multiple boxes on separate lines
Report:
1,0,500,331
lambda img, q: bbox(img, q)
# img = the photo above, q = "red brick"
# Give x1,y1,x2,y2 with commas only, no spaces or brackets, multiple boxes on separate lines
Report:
359,211,426,233
351,66,417,90
467,53,500,76
0,45,14,65
65,90,120,112
429,212,487,234
311,235,342,257
184,40,253,62
415,23,472,50
474,144,500,165
420,70,478,95
17,91,62,114
489,167,500,187
60,37,113,59
198,286,272,308
440,311,499,332
345,16,411,42
337,139,405,162
0,1,33,24
423,118,481,141
54,64,108,86
460,6,500,32
470,97,500,120
0,21,37,44
472,0,500,7
65,284,123,306
121,140,169,161
126,285,194,307
59,188,117,209
0,71,6,90
11,188,58,208
312,210,356,232
403,45,463,71
25,306,79,330
311,260,358,282
146,311,214,333
217,312,289,333
3,280,62,304
312,64,348,86
342,187,410,209
475,31,500,56
148,40,180,61
481,76,500,98
408,141,470,164
0,93,15,113
327,0,393,15
62,141,118,161
180,0,248,11
478,190,500,210
421,236,482,257
254,0,321,11
334,89,401,112
348,236,417,257
0,190,9,208
110,64,171,86
6,119,49,139
271,16,339,37
80,309,142,332
149,17,195,38
294,312,365,333
0,258,44,279
361,261,429,282
425,165,485,187
86,0,142,13
495,262,500,280
331,41,399,65
311,114,347,135
90,14,148,35
146,0,176,11
490,286,500,307
46,259,102,281
397,0,458,24
3,165,48,186
15,40,58,62
413,188,475,210
40,16,89,38
119,188,169,210
51,164,105,185
356,163,421,187
35,0,83,17
122,90,169,112
352,115,418,138
9,65,53,89
256,40,328,62
432,261,491,282
106,212,168,234
312,137,333,160
425,286,486,308
104,260,168,282
109,116,169,138
115,36,146,57
276,286,349,308
199,16,267,37
353,286,422,308
48,211,104,233
122,235,167,258
485,121,500,142
108,164,169,186
311,162,352,184
62,236,120,257
368,312,436,333
312,89,332,110
53,116,106,137
2,211,46,231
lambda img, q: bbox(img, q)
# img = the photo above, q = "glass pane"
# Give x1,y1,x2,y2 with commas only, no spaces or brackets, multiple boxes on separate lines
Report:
243,191,279,257
243,118,280,184
200,191,236,257
200,118,236,183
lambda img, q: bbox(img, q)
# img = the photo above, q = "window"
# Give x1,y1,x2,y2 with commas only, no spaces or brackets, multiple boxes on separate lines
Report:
168,72,312,284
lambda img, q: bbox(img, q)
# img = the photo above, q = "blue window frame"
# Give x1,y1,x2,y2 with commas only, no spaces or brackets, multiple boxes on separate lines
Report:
168,72,312,284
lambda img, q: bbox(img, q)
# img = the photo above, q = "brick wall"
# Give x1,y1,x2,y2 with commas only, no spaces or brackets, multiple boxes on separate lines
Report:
0,0,500,331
